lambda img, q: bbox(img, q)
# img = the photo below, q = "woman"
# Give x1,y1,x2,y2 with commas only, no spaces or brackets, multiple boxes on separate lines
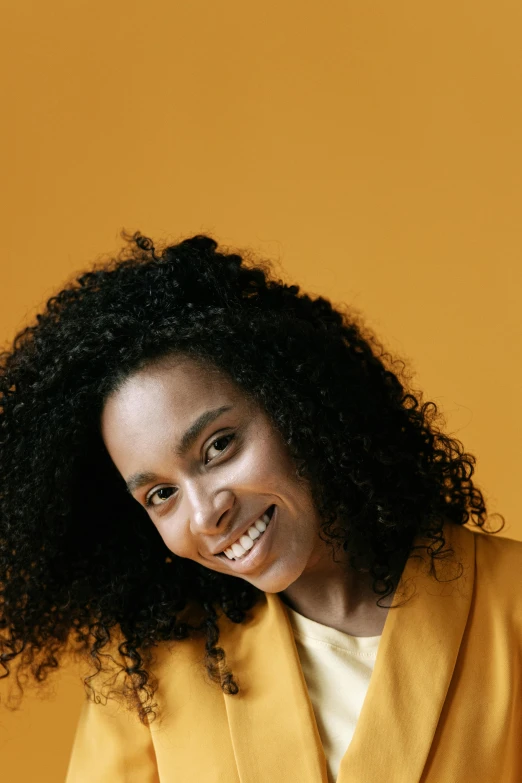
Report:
0,231,520,783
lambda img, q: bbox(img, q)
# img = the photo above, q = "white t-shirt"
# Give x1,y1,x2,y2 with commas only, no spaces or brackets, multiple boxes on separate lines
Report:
286,606,381,783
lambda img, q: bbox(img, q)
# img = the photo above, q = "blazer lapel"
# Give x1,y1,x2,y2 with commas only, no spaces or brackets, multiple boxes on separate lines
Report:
219,521,475,783
337,521,476,783
219,589,330,783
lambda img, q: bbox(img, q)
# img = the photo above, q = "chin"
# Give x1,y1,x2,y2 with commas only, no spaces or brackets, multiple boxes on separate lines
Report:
244,562,305,595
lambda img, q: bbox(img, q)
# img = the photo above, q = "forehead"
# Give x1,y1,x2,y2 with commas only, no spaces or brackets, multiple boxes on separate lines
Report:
101,356,247,444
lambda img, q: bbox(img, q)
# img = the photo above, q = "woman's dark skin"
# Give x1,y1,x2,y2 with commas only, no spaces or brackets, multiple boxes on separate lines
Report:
102,355,390,636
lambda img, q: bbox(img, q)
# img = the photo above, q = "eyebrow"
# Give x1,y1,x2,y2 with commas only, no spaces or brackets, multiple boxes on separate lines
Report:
125,404,233,495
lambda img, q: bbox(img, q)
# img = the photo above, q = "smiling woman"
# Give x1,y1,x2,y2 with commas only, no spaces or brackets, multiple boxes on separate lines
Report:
0,232,521,783
100,356,327,592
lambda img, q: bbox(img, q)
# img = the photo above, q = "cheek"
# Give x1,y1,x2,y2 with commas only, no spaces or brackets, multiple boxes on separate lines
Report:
152,517,194,560
235,441,274,482
241,435,294,487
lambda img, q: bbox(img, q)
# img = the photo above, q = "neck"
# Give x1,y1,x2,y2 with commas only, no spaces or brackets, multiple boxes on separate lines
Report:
279,540,393,637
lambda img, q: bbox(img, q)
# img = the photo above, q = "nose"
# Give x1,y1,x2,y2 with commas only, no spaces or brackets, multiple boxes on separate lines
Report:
187,485,235,537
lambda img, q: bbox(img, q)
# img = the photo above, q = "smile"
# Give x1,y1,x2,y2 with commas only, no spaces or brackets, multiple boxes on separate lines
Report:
217,504,276,571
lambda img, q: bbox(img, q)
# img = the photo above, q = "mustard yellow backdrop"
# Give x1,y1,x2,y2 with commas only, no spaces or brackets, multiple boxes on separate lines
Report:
1,1,521,780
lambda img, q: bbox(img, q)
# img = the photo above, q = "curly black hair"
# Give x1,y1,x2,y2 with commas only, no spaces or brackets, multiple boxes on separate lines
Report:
0,230,503,724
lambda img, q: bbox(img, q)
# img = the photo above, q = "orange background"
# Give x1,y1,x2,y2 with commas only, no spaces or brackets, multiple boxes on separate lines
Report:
1,1,521,780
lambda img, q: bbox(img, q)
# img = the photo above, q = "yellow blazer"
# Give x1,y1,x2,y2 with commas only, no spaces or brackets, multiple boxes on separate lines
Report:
65,522,522,782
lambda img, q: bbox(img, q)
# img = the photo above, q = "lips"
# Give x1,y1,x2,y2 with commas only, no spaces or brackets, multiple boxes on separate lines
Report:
212,504,275,557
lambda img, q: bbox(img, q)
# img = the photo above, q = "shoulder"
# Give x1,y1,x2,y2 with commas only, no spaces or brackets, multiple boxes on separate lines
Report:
470,525,522,578
466,525,522,628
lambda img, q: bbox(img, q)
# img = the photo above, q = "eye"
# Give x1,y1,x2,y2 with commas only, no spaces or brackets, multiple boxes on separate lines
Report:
205,433,235,464
145,486,176,508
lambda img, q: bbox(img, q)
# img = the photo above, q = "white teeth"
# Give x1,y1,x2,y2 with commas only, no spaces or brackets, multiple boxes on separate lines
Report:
239,535,254,550
223,509,273,560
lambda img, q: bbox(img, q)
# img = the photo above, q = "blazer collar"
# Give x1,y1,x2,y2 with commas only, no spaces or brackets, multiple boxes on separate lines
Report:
218,521,475,783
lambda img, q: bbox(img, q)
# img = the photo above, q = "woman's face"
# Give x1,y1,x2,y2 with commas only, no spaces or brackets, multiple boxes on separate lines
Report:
101,356,326,593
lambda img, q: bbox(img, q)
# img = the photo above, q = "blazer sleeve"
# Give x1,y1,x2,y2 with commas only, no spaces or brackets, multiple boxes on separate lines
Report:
65,694,160,783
